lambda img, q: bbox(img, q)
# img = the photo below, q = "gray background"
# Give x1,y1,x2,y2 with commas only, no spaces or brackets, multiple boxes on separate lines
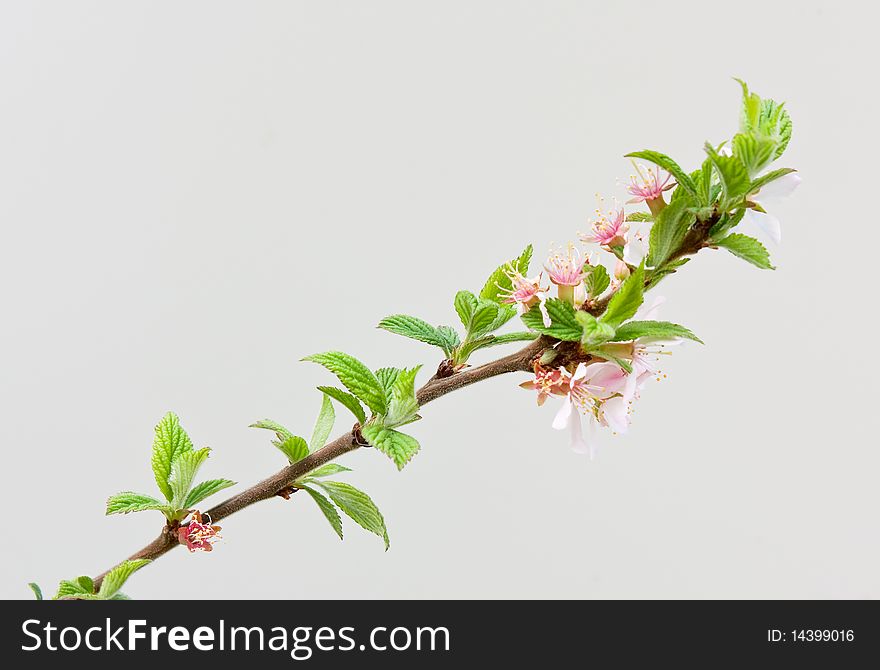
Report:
1,1,877,599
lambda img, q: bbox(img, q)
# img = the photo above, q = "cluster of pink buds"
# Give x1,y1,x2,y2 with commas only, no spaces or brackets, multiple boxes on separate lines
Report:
177,510,222,552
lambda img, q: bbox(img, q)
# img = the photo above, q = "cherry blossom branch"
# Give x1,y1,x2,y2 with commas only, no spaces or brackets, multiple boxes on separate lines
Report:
92,336,552,588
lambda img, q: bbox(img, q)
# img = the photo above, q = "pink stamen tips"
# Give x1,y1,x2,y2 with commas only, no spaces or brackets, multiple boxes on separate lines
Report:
625,161,674,204
579,198,628,248
500,267,547,310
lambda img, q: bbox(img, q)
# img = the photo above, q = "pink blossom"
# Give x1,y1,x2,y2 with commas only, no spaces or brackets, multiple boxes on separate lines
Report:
520,364,569,406
580,205,628,248
626,162,674,204
500,269,547,311
544,243,588,287
177,511,222,553
551,362,628,457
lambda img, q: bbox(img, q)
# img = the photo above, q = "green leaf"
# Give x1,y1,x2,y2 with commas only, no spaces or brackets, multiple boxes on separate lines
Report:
249,418,294,445
584,264,610,298
699,157,714,205
360,425,421,470
705,143,751,207
314,481,389,550
479,244,533,303
300,484,343,540
151,412,194,502
28,583,43,600
646,198,695,268
97,559,150,599
106,491,170,515
611,320,703,343
732,132,776,176
714,233,774,269
53,578,94,600
708,208,745,242
453,290,478,329
384,366,422,428
303,352,387,416
306,463,353,478
435,326,461,354
760,98,792,159
521,298,583,341
736,78,762,133
600,263,645,328
576,312,616,348
310,394,335,452
469,299,501,338
625,150,698,198
478,331,538,347
626,211,653,222
169,447,210,509
377,315,455,357
317,386,367,425
748,167,796,195
183,478,235,509
277,435,310,463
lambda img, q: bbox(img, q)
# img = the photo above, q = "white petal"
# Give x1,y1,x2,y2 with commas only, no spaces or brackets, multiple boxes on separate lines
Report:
569,413,590,455
757,172,801,202
623,371,639,404
623,237,647,265
602,396,629,434
636,295,666,321
744,209,782,245
552,399,573,430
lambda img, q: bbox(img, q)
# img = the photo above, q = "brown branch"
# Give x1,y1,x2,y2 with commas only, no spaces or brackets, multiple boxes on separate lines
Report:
92,212,722,588
92,335,550,587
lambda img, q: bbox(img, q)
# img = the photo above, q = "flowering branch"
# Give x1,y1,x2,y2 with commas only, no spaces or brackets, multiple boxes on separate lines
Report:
32,80,799,600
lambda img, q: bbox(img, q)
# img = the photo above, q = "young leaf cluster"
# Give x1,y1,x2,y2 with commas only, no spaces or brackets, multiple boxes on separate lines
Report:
106,413,235,522
51,560,150,600
378,245,537,367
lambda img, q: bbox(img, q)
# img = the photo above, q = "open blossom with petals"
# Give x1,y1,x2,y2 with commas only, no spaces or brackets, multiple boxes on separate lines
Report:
500,268,547,311
544,243,588,287
579,204,628,248
519,363,569,406
177,511,222,552
625,162,674,204
551,362,629,457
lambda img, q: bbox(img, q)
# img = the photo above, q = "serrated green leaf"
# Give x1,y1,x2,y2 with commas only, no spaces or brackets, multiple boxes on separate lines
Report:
625,150,697,198
310,394,335,452
249,418,294,444
477,331,539,347
453,290,478,329
732,132,776,176
277,435,309,463
601,263,645,328
384,366,422,429
151,412,194,502
169,447,210,509
303,352,387,415
183,478,235,509
314,480,389,550
647,197,695,268
611,320,703,343
748,167,796,195
576,311,616,348
479,244,534,303
469,299,501,338
521,298,583,341
97,559,150,599
377,315,455,357
584,264,610,298
361,425,421,470
53,578,94,600
626,211,653,222
736,78,762,133
708,208,746,242
306,463,353,478
714,233,774,269
300,484,343,540
317,386,367,425
28,583,43,600
106,491,170,515
435,326,461,354
705,143,751,207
